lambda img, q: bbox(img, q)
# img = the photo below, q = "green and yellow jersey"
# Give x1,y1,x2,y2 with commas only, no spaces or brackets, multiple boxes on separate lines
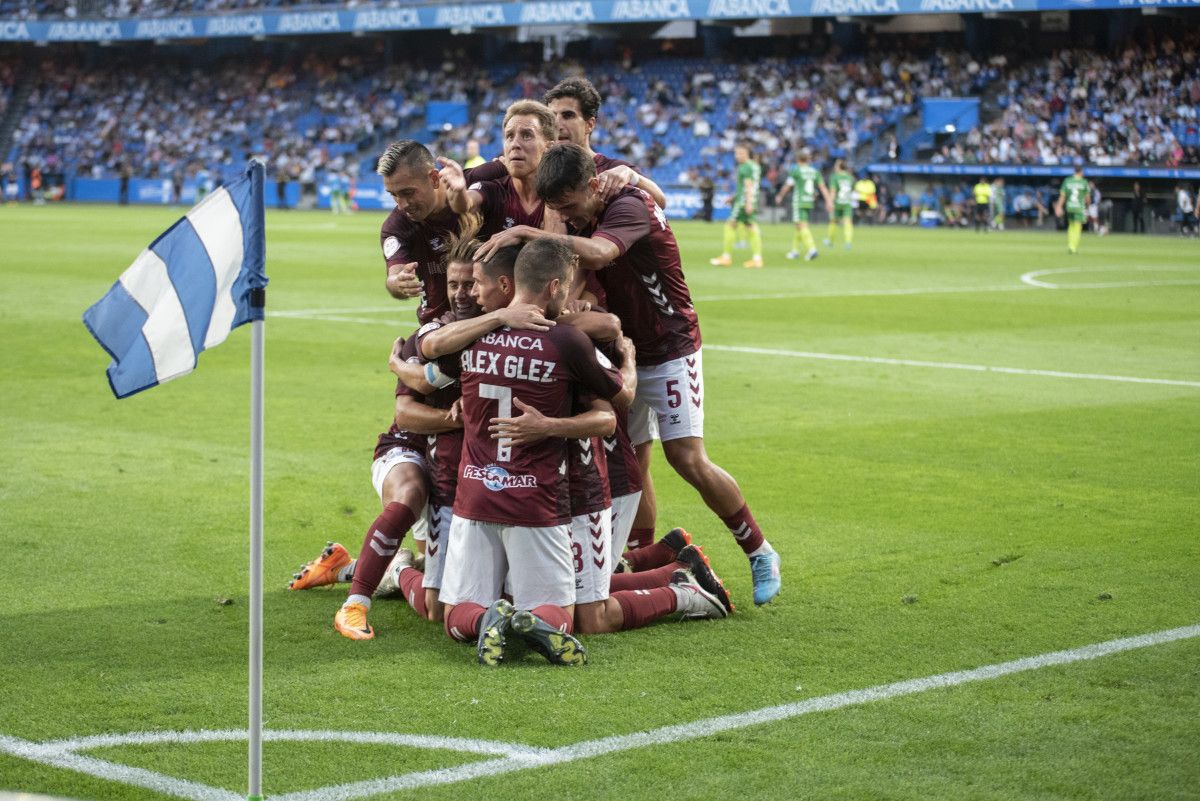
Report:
830,170,854,217
732,159,761,221
1060,175,1088,221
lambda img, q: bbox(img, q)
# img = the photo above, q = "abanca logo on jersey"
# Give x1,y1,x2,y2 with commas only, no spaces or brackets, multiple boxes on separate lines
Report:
465,464,538,492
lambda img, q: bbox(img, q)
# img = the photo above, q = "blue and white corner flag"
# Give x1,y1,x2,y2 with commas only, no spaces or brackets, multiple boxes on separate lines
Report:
83,162,267,399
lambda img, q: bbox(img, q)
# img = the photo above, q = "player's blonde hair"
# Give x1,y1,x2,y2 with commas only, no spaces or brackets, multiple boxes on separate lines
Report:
443,212,483,269
502,100,556,144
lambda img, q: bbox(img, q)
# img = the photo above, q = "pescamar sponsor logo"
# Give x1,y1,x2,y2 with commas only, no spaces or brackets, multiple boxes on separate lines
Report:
465,464,538,492
353,8,420,30
811,0,899,12
918,0,1012,10
519,1,595,23
277,11,341,33
705,0,792,16
434,4,507,27
0,21,30,38
612,0,690,18
47,20,121,40
205,15,266,36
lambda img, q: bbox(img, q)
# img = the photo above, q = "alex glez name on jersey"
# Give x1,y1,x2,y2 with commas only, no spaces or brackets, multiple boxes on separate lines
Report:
463,341,557,383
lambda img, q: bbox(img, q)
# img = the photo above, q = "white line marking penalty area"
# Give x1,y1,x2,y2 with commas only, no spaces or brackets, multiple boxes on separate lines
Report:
705,344,1200,389
1,625,1196,801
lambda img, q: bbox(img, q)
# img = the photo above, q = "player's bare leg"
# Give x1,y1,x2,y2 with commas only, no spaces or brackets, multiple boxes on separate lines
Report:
661,436,781,605
627,440,657,550
334,462,426,640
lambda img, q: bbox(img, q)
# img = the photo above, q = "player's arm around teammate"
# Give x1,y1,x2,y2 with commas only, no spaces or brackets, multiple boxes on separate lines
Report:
535,143,782,605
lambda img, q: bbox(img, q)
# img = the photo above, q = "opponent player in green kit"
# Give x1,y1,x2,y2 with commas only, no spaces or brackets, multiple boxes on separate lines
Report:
1054,158,1089,254
823,159,855,249
776,147,832,262
711,143,764,269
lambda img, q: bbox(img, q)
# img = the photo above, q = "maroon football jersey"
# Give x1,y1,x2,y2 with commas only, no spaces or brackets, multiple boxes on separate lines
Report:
592,152,634,174
596,339,640,497
380,164,501,324
413,311,471,510
373,334,429,461
568,390,612,516
582,187,701,366
469,175,545,241
451,324,624,527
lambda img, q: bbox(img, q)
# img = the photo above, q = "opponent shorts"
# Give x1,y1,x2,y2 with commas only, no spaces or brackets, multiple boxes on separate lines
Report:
792,205,812,223
371,446,430,541
834,205,853,220
439,516,575,610
629,349,705,445
569,507,613,604
1066,210,1085,224
610,491,642,560
730,197,757,226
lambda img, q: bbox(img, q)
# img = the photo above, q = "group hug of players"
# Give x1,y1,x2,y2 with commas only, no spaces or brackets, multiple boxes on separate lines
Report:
288,78,783,666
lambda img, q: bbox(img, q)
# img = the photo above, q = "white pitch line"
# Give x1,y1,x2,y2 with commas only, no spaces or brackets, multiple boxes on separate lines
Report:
694,284,1035,302
704,344,1200,388
271,307,401,317
5,624,1197,801
1020,265,1200,290
276,623,1200,801
41,729,541,758
0,734,241,801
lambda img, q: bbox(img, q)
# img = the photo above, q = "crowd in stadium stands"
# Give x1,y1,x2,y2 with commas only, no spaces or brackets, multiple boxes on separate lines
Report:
0,0,369,20
932,34,1200,166
7,52,492,189
2,35,1197,210
421,49,1005,194
0,60,14,118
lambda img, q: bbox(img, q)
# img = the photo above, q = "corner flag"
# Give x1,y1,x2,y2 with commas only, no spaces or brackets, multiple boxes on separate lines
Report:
83,161,267,398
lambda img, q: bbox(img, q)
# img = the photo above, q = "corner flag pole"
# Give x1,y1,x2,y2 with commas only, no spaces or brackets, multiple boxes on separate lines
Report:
248,287,266,801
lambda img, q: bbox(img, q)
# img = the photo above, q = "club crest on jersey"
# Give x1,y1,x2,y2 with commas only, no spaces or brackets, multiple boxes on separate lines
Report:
383,236,400,259
464,464,538,492
505,217,516,229
429,236,445,252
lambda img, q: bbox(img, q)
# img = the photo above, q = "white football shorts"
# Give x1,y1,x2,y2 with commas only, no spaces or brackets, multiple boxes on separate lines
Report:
371,446,430,540
629,349,705,444
610,491,642,561
439,516,574,610
570,508,612,604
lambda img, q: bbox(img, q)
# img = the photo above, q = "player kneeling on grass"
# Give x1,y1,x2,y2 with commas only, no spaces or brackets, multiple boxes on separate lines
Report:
474,143,783,606
425,240,624,665
422,245,732,654
553,310,733,636
289,248,486,638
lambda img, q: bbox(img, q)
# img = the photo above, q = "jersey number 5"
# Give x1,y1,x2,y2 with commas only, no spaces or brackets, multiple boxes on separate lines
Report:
665,379,682,409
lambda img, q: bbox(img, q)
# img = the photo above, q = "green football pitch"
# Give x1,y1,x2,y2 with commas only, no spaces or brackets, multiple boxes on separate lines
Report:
1,204,1197,801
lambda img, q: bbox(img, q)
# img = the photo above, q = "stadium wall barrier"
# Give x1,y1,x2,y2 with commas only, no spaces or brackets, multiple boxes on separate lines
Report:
868,162,1200,180
64,178,731,219
70,177,301,207
3,0,1198,43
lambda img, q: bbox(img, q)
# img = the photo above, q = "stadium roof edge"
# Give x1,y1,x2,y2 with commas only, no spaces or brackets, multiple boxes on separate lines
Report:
1,0,1197,43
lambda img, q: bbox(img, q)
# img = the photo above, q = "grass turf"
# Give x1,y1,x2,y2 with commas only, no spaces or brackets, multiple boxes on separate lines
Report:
0,204,1197,800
